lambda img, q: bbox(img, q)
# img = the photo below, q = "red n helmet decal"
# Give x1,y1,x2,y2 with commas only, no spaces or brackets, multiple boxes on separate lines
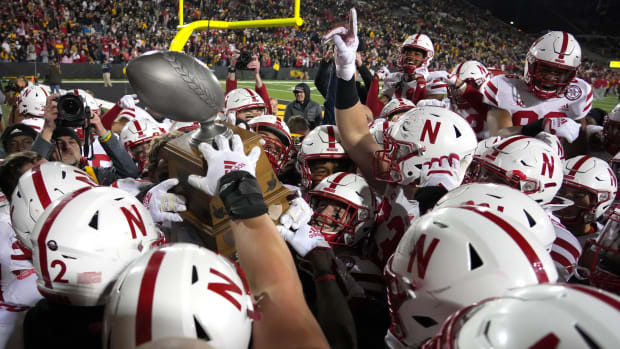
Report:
121,205,147,239
420,119,441,144
541,153,555,178
406,233,440,279
208,268,243,311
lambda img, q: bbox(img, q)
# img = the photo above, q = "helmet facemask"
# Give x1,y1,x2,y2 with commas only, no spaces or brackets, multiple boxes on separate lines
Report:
400,46,427,74
556,181,611,225
374,132,425,185
307,193,370,246
526,59,576,99
579,212,620,295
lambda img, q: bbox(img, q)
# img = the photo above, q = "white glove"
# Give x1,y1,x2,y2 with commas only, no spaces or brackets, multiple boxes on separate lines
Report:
143,178,187,224
419,154,461,190
586,124,604,138
416,99,448,108
543,117,581,143
277,223,331,257
442,73,458,86
188,134,261,196
376,66,390,80
280,197,313,230
116,94,139,109
323,8,358,80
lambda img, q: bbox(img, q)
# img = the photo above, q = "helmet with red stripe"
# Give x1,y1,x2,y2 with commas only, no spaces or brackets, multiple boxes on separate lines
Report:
422,283,620,349
223,88,266,122
17,85,48,117
556,155,617,225
11,162,98,251
31,187,164,306
104,243,254,349
466,135,564,205
580,207,620,295
611,151,620,199
524,31,581,99
604,103,620,155
121,119,166,152
368,118,392,146
247,115,293,175
384,206,557,348
379,98,415,121
297,125,353,192
376,106,477,185
400,34,434,74
307,172,376,246
452,60,491,89
434,183,555,251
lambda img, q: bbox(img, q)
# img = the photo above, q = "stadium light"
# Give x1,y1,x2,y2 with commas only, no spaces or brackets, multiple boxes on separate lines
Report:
171,0,304,52
611,61,620,68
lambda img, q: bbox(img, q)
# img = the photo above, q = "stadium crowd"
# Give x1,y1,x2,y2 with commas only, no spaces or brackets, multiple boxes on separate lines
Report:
1,0,618,82
0,1,620,349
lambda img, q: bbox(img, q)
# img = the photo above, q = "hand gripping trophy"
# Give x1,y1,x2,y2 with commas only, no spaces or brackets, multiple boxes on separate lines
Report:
127,51,290,256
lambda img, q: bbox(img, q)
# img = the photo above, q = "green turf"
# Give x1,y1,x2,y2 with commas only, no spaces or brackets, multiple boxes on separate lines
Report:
592,95,619,114
227,80,325,105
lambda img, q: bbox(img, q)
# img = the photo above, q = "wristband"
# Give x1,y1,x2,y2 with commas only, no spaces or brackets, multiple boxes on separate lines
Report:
217,171,268,220
521,118,545,137
99,130,112,142
335,77,359,109
228,67,236,73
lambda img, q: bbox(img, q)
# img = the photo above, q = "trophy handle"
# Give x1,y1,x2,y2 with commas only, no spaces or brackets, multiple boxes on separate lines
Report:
190,121,234,148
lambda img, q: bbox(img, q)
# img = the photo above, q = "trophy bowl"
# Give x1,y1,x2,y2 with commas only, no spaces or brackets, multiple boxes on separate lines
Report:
126,51,224,123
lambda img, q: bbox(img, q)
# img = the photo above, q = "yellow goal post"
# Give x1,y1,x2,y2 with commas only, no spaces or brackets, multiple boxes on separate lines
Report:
169,0,304,52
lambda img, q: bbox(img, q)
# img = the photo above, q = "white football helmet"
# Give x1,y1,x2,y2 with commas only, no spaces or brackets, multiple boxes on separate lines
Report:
104,243,255,349
523,31,581,99
377,106,477,185
385,206,557,348
400,34,434,73
535,131,566,162
423,283,620,349
435,183,555,251
31,187,165,306
605,103,620,155
368,118,391,147
17,85,48,117
466,135,563,205
297,125,353,191
453,60,491,89
11,162,98,251
580,207,620,295
307,172,376,246
120,119,166,151
170,121,200,133
379,98,415,121
556,156,617,224
247,115,293,174
223,88,266,121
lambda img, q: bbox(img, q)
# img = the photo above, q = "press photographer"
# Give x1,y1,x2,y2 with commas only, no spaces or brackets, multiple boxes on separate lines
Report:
31,91,139,185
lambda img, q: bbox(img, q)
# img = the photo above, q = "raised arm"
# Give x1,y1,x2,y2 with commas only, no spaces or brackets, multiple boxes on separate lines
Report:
188,135,329,349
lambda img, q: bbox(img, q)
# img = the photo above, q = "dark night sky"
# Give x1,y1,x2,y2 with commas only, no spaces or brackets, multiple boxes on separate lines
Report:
467,0,620,36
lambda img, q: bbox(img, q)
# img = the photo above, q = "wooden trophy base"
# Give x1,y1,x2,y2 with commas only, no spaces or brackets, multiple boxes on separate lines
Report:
160,124,290,258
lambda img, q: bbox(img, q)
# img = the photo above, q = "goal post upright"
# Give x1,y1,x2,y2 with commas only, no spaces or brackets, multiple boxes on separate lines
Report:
171,0,304,52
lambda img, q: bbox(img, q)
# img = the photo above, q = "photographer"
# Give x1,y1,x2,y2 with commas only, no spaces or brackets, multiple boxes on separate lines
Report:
6,76,30,126
225,49,273,115
32,94,139,185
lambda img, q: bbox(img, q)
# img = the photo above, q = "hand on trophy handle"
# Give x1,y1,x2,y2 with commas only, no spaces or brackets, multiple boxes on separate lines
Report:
188,134,261,196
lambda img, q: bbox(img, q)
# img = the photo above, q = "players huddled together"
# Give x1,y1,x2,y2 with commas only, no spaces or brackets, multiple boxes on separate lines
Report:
0,6,619,349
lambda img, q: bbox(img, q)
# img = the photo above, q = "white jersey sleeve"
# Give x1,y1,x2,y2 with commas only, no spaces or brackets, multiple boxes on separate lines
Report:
426,70,449,96
566,78,593,120
382,72,404,98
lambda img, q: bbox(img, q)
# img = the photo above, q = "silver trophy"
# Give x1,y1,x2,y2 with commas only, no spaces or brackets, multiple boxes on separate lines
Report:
126,51,232,146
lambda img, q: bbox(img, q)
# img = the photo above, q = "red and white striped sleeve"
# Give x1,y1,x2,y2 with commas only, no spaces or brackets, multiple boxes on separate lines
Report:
481,76,501,108
550,220,582,281
568,78,593,120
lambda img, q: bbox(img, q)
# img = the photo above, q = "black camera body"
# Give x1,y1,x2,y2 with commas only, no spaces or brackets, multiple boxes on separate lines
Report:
5,80,21,93
55,94,90,128
235,51,254,70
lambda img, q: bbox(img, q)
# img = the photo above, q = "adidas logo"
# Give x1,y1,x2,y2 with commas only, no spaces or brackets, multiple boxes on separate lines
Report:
561,103,569,110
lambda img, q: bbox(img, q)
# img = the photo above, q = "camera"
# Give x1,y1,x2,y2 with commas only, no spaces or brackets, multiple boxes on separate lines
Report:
235,51,253,70
55,94,90,128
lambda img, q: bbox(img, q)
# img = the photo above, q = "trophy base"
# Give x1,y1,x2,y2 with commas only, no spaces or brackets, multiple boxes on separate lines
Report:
160,124,290,257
